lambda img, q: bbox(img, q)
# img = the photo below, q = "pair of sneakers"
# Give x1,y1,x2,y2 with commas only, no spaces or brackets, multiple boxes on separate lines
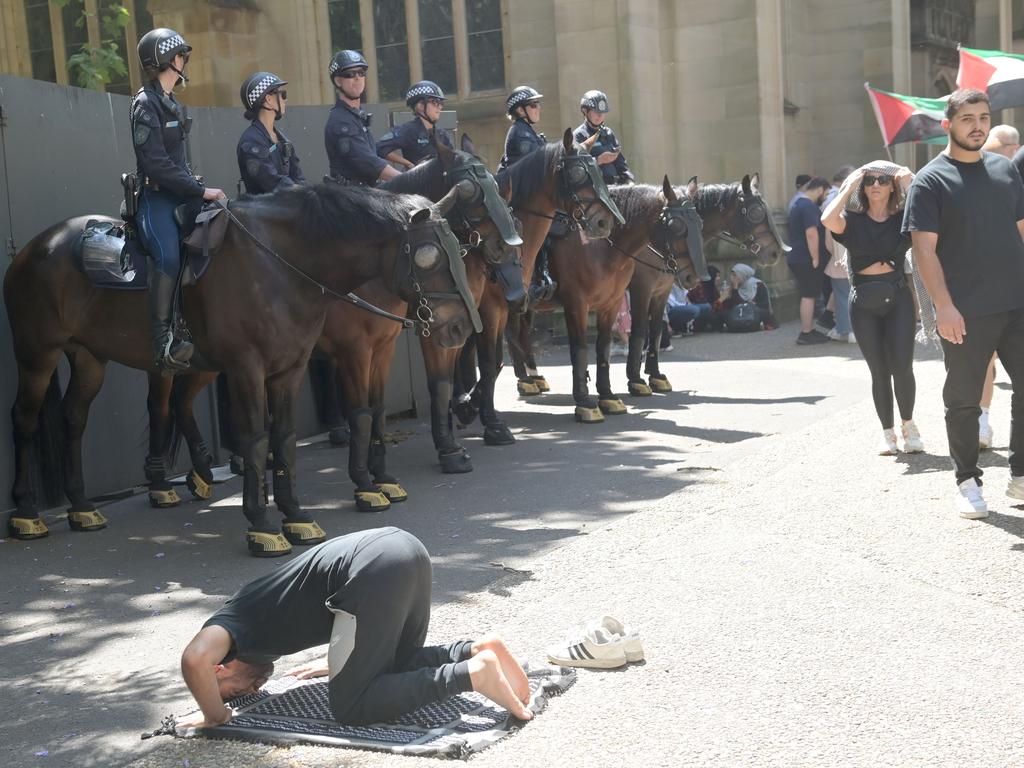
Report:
546,616,643,669
879,421,924,455
958,476,1024,519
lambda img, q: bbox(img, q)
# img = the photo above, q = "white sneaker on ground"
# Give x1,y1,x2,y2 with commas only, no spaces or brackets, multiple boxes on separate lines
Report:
879,429,898,456
979,420,993,451
847,331,857,344
900,420,924,453
1008,475,1024,501
956,478,988,519
546,625,628,669
588,616,644,662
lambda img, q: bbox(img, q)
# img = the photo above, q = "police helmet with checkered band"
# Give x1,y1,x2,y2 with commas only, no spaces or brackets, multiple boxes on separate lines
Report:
138,28,192,72
506,86,543,116
329,50,369,79
405,80,446,108
580,90,610,113
241,72,287,112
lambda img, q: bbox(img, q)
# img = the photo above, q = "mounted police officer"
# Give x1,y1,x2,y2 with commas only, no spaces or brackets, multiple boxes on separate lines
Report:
324,50,399,185
497,86,546,172
237,72,305,194
132,28,226,372
573,90,633,185
376,80,454,169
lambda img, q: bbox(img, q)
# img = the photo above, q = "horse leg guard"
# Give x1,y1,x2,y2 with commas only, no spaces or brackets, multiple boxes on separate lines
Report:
349,408,390,512
368,408,406,503
185,439,215,500
626,335,653,396
144,455,181,508
8,513,50,540
328,423,351,446
595,352,625,416
570,345,603,423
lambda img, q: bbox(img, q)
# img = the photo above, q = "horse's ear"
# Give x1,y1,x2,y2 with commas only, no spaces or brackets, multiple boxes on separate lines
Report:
581,131,600,151
562,128,574,152
435,184,459,216
686,175,699,199
662,175,677,203
434,133,456,170
742,174,753,196
750,172,761,191
411,208,432,224
460,133,478,157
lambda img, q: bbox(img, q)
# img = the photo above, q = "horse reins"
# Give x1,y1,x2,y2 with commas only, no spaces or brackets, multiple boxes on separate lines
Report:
603,236,679,276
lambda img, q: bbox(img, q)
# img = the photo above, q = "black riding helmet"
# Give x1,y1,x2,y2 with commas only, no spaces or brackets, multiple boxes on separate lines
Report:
137,28,191,73
329,50,369,79
406,80,446,108
580,90,610,113
241,71,287,119
506,86,543,117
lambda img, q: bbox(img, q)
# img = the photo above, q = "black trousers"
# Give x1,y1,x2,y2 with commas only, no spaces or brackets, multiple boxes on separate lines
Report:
326,530,474,725
940,307,1024,485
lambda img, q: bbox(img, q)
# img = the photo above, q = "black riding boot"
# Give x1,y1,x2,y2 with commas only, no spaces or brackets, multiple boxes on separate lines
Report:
148,268,193,371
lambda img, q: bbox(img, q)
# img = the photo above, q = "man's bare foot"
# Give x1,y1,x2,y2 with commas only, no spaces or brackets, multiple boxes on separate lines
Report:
468,650,533,720
472,635,531,704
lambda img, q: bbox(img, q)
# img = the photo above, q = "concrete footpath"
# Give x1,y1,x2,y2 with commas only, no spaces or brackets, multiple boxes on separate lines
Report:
4,322,1024,767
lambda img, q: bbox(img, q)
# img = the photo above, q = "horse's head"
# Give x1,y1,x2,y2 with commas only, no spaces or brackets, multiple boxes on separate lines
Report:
394,189,483,348
656,176,709,288
554,128,624,239
719,173,790,267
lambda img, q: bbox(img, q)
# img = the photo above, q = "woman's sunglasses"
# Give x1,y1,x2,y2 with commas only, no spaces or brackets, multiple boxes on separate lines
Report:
341,69,368,79
524,102,541,109
270,89,287,101
863,175,892,187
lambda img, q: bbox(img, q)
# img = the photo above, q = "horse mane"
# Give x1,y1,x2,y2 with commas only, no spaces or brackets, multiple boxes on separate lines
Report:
380,156,448,198
251,183,429,242
695,182,741,213
495,142,564,208
609,183,664,223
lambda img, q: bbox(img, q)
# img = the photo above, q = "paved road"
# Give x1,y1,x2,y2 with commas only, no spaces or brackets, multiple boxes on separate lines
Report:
4,323,1022,767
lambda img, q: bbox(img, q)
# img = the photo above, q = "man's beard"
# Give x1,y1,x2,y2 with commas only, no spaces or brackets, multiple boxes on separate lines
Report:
950,129,986,151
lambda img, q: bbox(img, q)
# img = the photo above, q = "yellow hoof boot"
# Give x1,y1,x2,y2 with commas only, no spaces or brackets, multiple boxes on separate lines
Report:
628,381,653,397
649,377,672,393
247,531,293,557
574,406,605,423
8,517,49,539
68,509,107,532
187,470,213,500
599,398,627,415
355,490,391,513
517,379,540,396
149,488,182,508
282,521,327,546
532,376,551,393
377,483,408,503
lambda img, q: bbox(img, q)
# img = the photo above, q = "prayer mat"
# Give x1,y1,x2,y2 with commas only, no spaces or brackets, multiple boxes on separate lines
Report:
173,663,575,759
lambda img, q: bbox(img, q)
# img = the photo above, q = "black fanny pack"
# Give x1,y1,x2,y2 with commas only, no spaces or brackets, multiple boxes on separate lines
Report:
850,274,905,315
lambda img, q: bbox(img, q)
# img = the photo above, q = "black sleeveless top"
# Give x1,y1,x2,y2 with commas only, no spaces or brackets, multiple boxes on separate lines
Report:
832,210,910,274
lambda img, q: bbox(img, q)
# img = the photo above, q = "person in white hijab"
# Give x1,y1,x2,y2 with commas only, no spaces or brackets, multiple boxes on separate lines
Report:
721,263,777,329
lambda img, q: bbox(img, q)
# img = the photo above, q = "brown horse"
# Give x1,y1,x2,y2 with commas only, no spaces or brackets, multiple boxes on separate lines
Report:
506,177,706,421
4,183,477,556
452,129,624,443
624,173,790,395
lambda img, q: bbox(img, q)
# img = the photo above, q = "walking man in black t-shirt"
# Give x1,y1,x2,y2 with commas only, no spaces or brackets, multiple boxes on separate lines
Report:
177,527,533,727
903,88,1024,518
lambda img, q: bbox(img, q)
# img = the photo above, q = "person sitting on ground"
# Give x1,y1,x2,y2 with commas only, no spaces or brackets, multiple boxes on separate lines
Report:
687,265,722,331
667,284,711,335
177,527,532,728
719,263,778,331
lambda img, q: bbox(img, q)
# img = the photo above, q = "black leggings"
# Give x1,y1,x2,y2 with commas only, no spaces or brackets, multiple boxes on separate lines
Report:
850,273,916,429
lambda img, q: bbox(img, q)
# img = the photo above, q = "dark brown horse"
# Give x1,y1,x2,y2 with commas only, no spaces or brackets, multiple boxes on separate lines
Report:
4,183,477,556
452,129,624,443
624,173,789,395
506,177,705,421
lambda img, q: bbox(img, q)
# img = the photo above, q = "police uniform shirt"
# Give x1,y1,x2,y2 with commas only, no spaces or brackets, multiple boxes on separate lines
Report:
497,117,546,172
573,121,634,183
376,118,453,165
131,83,204,199
237,120,306,195
325,99,387,184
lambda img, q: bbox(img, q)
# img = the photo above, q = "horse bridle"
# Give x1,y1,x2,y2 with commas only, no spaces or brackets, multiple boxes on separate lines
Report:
515,150,622,232
714,193,779,264
606,200,697,277
442,160,521,267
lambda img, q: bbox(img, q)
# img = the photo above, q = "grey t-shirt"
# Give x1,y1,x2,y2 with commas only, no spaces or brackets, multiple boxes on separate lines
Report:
902,151,1024,317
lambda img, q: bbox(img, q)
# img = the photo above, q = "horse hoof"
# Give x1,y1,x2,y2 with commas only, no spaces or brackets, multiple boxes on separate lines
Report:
517,379,540,396
531,375,551,393
229,455,244,475
355,489,391,513
282,521,327,546
149,488,182,508
187,470,213,500
574,406,605,423
377,483,408,503
598,398,627,415
68,509,107,532
8,516,49,540
328,426,350,446
628,381,653,397
247,530,293,557
454,400,479,428
648,376,672,393
440,449,473,474
483,423,516,446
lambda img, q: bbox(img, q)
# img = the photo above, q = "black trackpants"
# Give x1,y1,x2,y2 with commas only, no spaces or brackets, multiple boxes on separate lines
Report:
939,307,1024,485
326,530,474,725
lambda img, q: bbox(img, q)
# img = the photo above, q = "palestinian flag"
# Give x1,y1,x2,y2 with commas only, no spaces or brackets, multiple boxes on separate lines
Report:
864,84,946,147
957,46,1024,110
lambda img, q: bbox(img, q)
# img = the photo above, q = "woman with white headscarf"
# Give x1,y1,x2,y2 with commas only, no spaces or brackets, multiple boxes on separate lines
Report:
720,263,777,331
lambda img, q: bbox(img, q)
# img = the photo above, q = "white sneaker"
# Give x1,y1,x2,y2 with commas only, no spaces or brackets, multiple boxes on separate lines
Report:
956,478,988,519
826,328,844,341
546,625,628,669
847,331,857,344
900,421,924,453
588,616,644,662
879,428,898,456
979,420,993,451
1008,475,1024,501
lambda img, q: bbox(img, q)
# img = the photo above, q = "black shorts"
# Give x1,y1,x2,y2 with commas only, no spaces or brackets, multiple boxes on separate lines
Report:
789,262,823,299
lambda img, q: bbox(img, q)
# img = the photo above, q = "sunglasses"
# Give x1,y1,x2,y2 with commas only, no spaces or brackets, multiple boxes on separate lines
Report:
863,175,892,187
341,69,367,79
524,102,541,109
425,97,444,107
269,89,287,101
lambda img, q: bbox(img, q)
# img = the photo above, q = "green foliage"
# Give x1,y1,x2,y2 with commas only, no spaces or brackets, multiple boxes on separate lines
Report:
51,1,132,91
